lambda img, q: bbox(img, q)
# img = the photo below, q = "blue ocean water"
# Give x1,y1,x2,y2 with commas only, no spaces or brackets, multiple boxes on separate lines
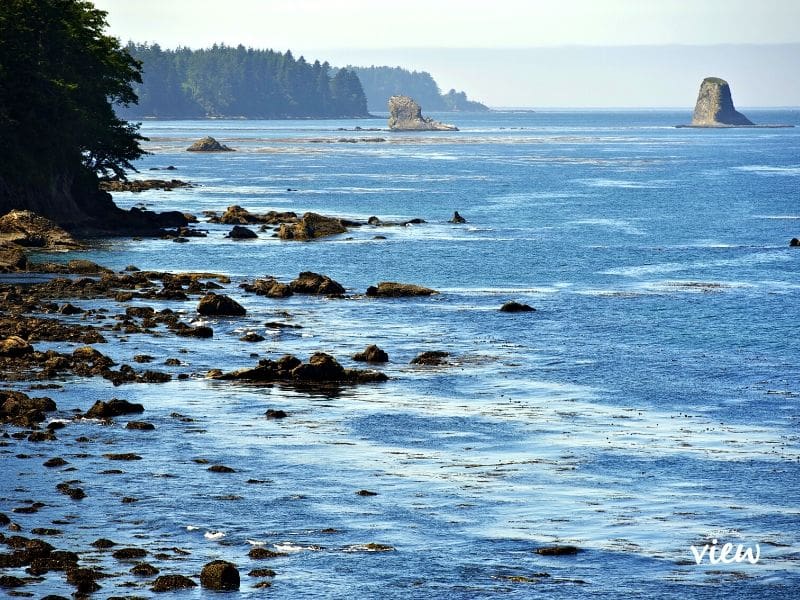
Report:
6,110,800,597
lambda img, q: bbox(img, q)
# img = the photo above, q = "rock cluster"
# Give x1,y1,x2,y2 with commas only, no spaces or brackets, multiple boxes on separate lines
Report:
215,352,387,385
99,179,192,193
387,95,458,131
278,212,347,240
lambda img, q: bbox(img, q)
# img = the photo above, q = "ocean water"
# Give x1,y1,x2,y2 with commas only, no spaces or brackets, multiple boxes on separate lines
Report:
5,110,800,598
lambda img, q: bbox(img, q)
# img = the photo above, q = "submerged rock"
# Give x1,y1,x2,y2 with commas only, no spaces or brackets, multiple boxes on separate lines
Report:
388,95,458,131
689,77,754,127
535,545,582,556
186,136,234,152
278,212,347,240
366,282,438,297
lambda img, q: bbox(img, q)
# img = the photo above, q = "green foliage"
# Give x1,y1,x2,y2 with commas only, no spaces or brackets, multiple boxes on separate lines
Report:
119,44,369,119
350,66,488,113
0,0,146,183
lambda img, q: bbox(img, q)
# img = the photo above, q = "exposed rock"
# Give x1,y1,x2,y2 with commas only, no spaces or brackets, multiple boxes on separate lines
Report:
58,303,84,315
126,421,155,431
186,136,234,152
1,390,56,426
278,212,347,240
151,574,197,592
197,292,246,316
356,489,378,496
366,282,438,297
226,225,258,239
410,351,449,366
216,352,387,386
0,336,33,357
85,399,144,419
248,547,287,559
66,259,111,274
353,344,389,363
290,271,345,296
388,95,458,131
0,243,27,272
449,211,467,224
500,301,536,313
208,465,235,473
265,409,288,419
240,277,293,298
99,179,192,193
112,547,147,560
790,237,799,247
131,562,159,576
240,332,266,342
209,205,297,225
689,77,754,127
0,210,82,249
200,560,240,591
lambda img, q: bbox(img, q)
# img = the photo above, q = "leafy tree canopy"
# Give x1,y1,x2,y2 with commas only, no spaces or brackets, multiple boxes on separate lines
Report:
0,0,145,184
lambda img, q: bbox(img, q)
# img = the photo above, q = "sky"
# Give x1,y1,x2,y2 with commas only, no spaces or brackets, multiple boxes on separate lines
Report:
93,0,800,107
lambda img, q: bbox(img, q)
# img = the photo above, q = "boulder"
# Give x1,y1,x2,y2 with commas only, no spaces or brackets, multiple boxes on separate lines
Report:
197,292,246,316
151,574,197,592
278,212,347,240
366,282,438,297
226,225,258,239
353,344,389,363
1,390,56,426
388,95,458,131
290,271,345,296
200,560,240,591
790,237,799,247
85,399,144,419
186,136,234,152
500,301,535,313
449,211,467,224
690,77,754,127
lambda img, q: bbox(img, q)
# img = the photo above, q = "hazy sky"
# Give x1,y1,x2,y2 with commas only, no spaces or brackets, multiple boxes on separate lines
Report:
93,0,800,107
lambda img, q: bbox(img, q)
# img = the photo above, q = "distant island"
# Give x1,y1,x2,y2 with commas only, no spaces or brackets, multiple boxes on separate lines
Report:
349,66,489,113
116,44,369,119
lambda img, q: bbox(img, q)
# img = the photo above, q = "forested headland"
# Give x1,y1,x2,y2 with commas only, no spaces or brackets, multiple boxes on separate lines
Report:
350,66,489,113
117,44,370,119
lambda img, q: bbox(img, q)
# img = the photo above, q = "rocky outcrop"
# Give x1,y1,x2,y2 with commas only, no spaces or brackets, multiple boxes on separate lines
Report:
410,351,449,366
0,243,27,272
215,352,387,385
0,210,82,249
449,211,466,224
690,77,754,127
99,179,192,193
278,212,347,240
500,301,535,313
387,96,458,131
240,277,293,298
209,205,297,225
366,282,438,297
186,136,234,152
226,225,257,239
200,560,239,591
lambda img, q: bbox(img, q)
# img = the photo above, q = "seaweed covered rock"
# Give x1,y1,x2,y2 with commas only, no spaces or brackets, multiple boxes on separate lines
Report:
186,136,234,152
278,212,347,240
200,560,240,591
197,292,246,316
366,282,438,297
388,95,458,131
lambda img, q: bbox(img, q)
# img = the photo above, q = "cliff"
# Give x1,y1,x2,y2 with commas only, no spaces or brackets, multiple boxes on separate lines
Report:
387,96,458,131
691,77,754,127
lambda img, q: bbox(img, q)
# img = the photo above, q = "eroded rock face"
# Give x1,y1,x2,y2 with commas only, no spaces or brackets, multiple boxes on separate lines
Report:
691,77,754,127
186,136,235,152
387,95,458,131
0,210,82,249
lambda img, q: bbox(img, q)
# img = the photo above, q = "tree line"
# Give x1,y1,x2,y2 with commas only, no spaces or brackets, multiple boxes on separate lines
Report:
117,43,370,119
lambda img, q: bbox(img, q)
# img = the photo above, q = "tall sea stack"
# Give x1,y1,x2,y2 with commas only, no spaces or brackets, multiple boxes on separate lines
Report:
388,96,458,131
691,77,754,127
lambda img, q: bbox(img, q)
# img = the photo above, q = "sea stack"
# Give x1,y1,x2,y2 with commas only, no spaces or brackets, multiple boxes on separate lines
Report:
690,77,754,127
388,95,458,131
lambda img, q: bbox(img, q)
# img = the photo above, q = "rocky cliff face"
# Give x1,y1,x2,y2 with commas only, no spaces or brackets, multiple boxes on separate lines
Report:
691,77,754,127
387,96,458,131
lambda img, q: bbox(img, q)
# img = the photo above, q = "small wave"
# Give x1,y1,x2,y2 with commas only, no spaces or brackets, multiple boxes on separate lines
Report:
733,165,800,176
274,542,323,553
186,525,199,531
204,530,226,540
